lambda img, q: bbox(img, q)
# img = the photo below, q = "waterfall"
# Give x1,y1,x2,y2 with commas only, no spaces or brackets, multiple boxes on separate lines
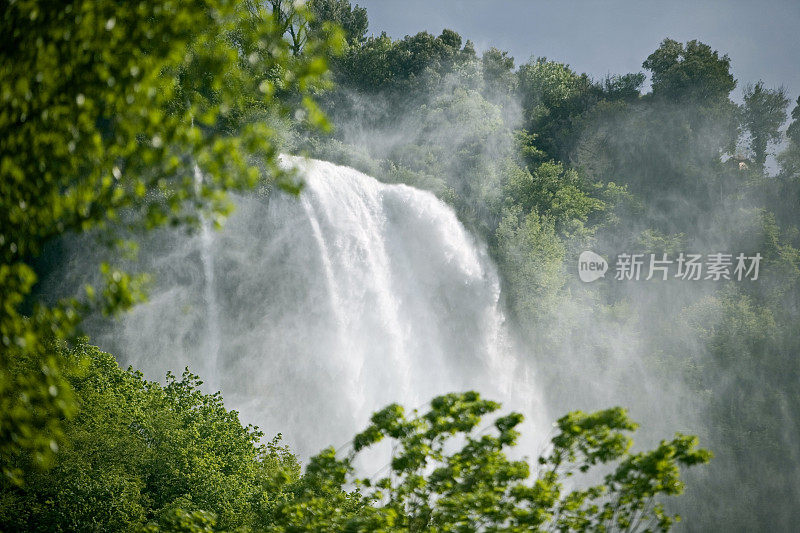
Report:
95,156,546,460
194,163,222,391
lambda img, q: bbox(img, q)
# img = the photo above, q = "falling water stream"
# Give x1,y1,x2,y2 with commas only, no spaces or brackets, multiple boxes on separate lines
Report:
93,156,546,460
194,163,222,392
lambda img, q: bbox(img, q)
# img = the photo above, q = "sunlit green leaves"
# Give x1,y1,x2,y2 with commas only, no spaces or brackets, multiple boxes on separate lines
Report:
0,342,301,531
1,0,337,484
269,392,710,532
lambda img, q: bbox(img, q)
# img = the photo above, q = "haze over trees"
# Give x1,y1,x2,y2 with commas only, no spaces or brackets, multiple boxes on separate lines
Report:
0,0,340,486
2,343,710,532
298,4,799,530
3,0,799,531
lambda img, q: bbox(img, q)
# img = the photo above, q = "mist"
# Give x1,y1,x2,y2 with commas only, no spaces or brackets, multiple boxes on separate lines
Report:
283,28,800,529
44,156,547,465
21,5,800,530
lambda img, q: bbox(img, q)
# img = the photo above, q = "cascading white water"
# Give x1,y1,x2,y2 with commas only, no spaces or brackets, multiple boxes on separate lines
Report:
97,156,546,460
194,163,222,392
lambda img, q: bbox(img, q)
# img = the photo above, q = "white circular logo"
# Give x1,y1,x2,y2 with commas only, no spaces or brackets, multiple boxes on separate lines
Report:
578,251,608,282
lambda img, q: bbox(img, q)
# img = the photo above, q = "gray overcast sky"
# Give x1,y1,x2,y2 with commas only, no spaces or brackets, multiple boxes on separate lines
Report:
356,0,800,103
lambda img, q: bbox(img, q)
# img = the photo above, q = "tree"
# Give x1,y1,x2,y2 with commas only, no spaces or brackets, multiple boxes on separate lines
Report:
269,392,711,532
1,348,712,532
309,0,369,46
494,205,566,325
501,161,605,234
572,40,742,229
481,48,517,96
788,95,800,145
0,0,338,484
778,95,800,180
601,73,645,101
0,342,300,532
742,82,789,170
643,39,736,104
333,28,470,97
246,0,328,56
516,58,596,160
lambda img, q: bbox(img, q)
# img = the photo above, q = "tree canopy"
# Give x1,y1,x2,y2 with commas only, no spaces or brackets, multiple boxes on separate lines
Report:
4,0,798,530
0,0,340,484
643,38,736,104
1,348,710,532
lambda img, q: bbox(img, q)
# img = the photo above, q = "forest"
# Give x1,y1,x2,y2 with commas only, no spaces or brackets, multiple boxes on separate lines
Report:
2,0,799,531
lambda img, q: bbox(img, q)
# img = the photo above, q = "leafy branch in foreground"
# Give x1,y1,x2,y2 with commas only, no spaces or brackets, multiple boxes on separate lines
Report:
271,392,711,532
0,346,711,532
0,342,301,532
0,0,341,484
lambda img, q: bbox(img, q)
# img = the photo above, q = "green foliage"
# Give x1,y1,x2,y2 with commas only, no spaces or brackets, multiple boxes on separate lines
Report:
3,0,793,528
502,161,605,236
2,353,710,532
518,59,585,109
788,95,800,145
516,58,596,160
269,392,711,532
573,95,739,230
331,28,473,102
0,342,300,532
0,0,338,483
495,206,566,325
601,73,645,102
482,48,517,96
742,82,790,170
643,39,736,104
298,10,799,528
778,96,800,180
141,508,220,533
309,0,369,46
